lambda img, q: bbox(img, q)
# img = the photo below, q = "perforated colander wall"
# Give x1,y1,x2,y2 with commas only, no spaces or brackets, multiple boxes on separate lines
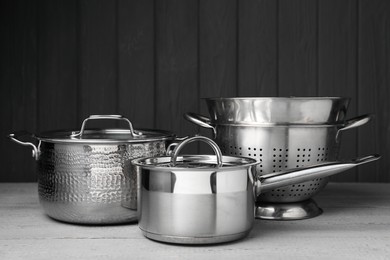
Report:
220,144,333,203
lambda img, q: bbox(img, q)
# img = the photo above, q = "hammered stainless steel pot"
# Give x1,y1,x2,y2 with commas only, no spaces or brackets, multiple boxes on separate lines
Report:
132,136,379,244
185,97,373,220
8,115,175,224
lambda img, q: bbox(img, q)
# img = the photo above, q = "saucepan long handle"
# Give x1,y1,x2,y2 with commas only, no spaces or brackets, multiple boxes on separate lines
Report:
256,154,380,195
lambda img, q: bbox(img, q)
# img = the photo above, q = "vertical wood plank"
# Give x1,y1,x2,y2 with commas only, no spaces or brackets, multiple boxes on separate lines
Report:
79,0,117,119
358,0,390,182
0,0,38,182
238,0,278,96
318,0,358,182
198,0,237,151
278,0,318,96
155,0,199,139
38,0,78,131
199,0,237,103
118,0,155,128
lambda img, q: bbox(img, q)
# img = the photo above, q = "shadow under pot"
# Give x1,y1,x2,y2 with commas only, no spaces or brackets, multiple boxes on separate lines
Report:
8,115,175,225
132,135,379,245
185,97,373,220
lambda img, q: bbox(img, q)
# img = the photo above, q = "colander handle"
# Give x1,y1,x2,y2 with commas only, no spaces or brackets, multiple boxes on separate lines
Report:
169,136,223,167
255,154,381,196
336,114,372,142
339,114,373,132
184,113,217,136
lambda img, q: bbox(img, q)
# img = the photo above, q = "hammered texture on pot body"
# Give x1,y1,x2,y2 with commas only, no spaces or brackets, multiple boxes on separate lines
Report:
37,141,166,224
216,125,340,203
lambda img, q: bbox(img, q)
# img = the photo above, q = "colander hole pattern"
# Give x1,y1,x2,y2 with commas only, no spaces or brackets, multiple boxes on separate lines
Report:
220,145,330,202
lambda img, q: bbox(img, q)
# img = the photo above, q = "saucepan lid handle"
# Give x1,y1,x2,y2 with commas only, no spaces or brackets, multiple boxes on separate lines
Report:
170,136,223,167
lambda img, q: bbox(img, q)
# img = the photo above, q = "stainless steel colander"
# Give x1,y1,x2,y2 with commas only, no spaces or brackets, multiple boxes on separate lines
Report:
184,97,374,219
212,121,371,202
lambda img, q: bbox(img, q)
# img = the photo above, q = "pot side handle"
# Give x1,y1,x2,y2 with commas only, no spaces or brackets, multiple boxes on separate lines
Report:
8,131,40,160
184,112,216,136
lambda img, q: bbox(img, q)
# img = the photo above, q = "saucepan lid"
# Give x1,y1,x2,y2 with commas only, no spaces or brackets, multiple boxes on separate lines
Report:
132,136,259,171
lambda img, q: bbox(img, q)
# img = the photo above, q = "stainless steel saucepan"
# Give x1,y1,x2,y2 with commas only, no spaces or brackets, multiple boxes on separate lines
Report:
9,115,175,224
132,136,380,244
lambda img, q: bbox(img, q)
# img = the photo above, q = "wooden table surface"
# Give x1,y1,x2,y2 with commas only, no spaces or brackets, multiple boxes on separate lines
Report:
0,182,389,260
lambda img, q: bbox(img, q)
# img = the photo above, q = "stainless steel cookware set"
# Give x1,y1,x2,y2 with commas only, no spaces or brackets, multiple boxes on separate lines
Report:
9,97,380,244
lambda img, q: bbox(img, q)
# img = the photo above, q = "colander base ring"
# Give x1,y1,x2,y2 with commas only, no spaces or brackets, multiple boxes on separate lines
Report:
255,199,323,220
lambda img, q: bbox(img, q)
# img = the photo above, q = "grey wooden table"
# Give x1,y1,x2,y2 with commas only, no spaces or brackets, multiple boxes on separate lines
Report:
0,182,389,260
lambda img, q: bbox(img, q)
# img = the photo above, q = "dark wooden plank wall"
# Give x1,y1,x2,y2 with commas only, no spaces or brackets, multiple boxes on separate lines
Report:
1,0,389,182
358,0,390,182
318,0,358,181
1,0,38,182
118,0,154,127
155,0,198,139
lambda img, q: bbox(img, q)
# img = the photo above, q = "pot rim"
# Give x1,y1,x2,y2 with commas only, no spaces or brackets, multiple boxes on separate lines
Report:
203,96,350,101
132,154,260,171
202,97,351,125
35,128,175,144
204,122,346,127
